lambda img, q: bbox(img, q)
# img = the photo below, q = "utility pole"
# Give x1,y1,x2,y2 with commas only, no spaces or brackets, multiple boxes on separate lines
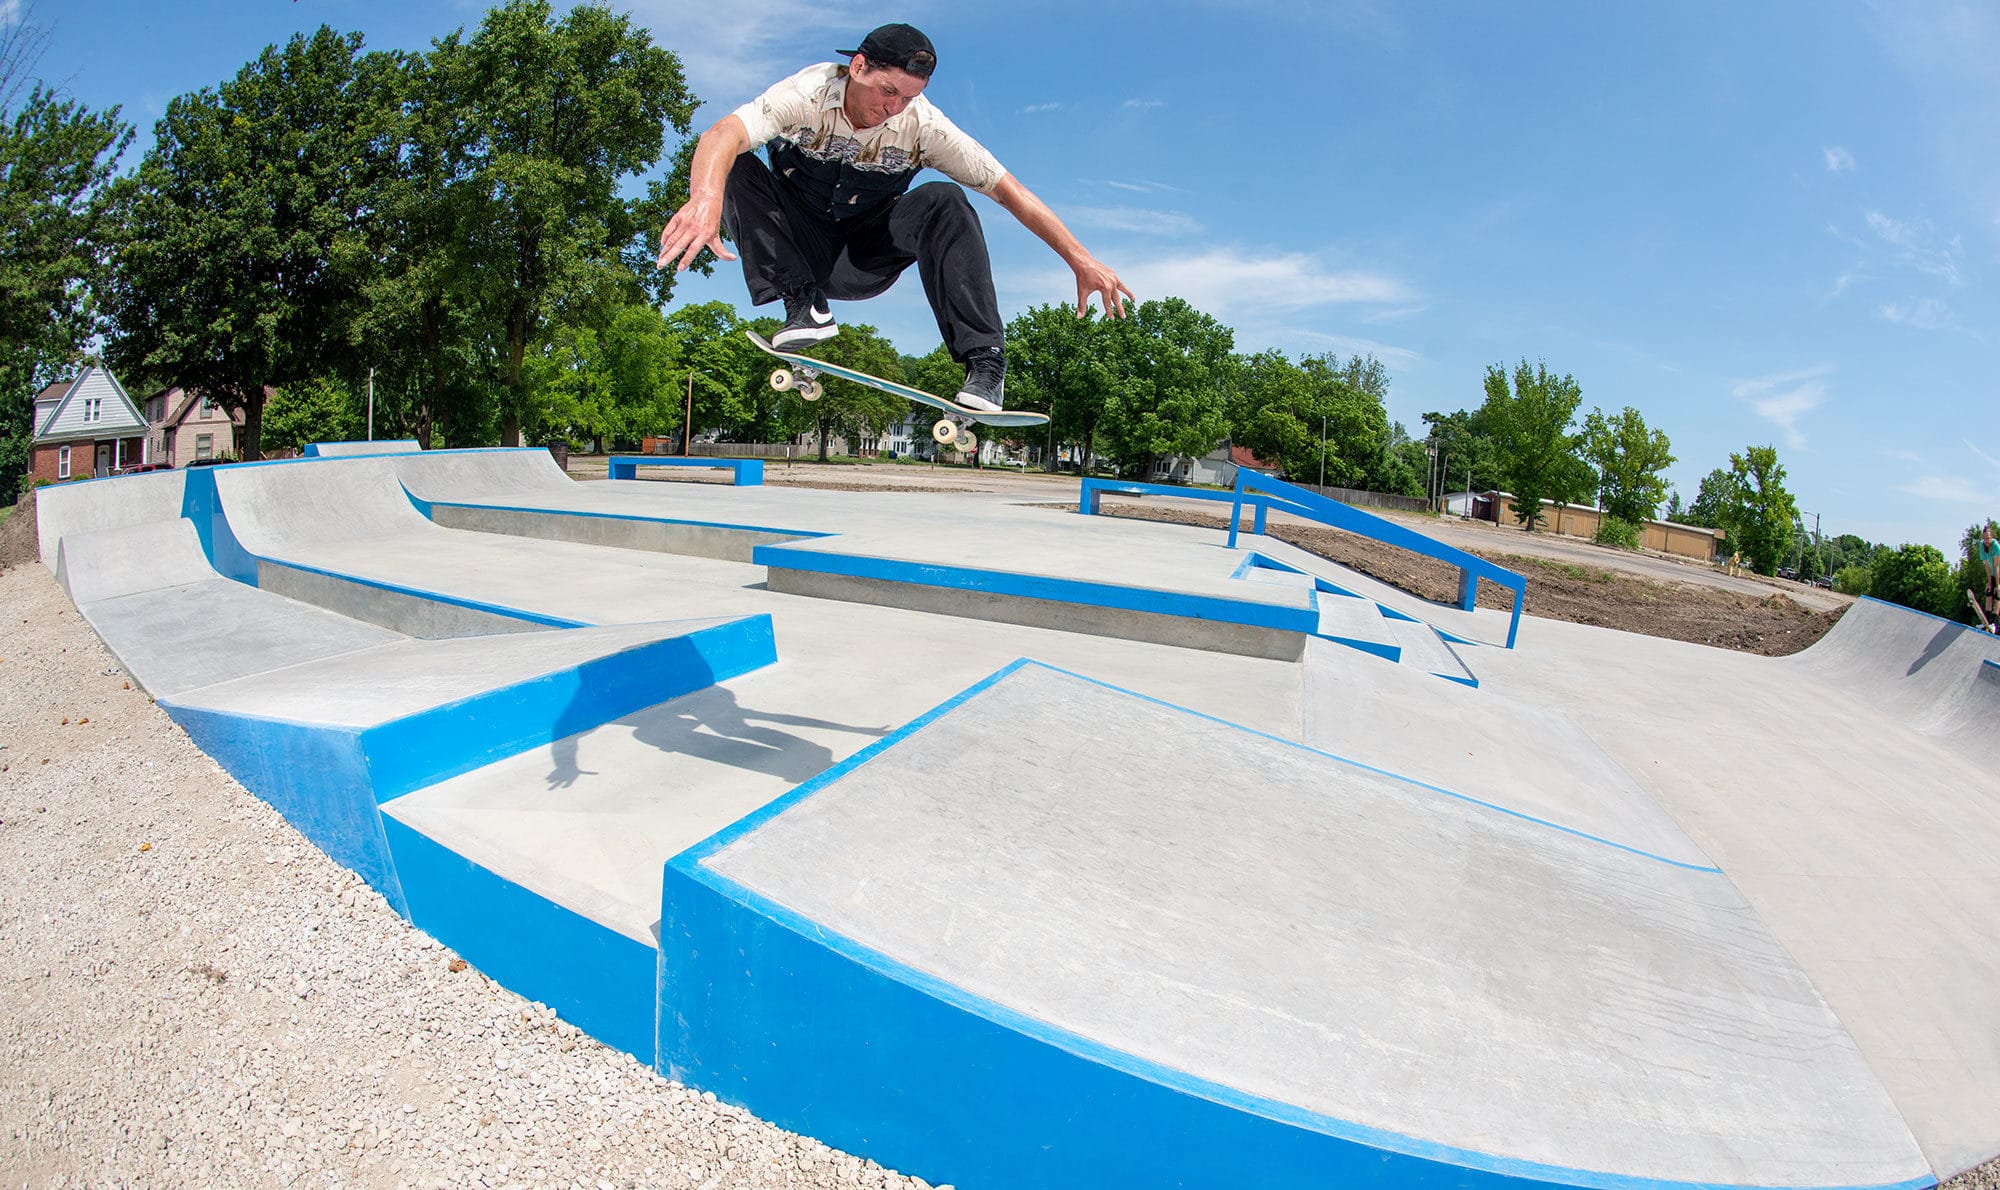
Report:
1319,414,1327,488
367,368,375,441
684,371,697,456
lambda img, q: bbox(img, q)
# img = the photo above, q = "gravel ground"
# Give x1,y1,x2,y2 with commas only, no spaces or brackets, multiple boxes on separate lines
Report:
0,561,940,1190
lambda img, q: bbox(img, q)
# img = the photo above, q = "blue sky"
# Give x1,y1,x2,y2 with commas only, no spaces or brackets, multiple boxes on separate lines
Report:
31,0,2000,553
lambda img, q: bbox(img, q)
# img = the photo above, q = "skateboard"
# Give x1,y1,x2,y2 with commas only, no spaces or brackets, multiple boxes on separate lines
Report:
746,331,1049,454
1969,588,1996,634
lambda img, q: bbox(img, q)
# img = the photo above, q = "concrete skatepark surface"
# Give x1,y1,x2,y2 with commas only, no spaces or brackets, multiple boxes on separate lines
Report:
32,446,2000,1189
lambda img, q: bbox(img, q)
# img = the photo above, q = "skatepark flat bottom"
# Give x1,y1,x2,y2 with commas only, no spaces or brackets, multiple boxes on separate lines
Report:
32,448,2000,1188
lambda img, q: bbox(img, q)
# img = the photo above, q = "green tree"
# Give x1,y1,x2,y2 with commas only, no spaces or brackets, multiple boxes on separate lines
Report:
0,10,132,500
436,0,696,446
1581,405,1675,523
1872,543,1957,618
105,27,399,461
1096,297,1234,476
1005,302,1117,472
261,377,363,454
1682,467,1739,531
1420,408,1501,503
1663,490,1685,522
1725,444,1798,576
1479,359,1586,532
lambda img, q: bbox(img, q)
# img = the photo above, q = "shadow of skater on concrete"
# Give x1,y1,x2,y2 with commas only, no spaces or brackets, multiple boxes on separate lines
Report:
547,684,889,790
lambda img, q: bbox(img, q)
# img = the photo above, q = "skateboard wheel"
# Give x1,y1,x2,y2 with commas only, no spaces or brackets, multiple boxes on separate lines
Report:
959,432,977,456
931,420,957,445
769,368,794,392
798,380,822,402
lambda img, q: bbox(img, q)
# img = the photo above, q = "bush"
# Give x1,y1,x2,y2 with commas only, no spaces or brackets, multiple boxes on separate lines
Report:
1833,564,1872,597
1594,515,1640,549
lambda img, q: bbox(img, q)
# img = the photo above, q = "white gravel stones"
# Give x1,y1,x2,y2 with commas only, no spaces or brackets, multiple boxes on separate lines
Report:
0,562,943,1189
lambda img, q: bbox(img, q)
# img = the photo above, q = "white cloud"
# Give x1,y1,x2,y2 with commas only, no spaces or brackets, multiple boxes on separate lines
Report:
1883,448,1923,463
1065,205,1203,237
1286,330,1424,368
1864,210,1965,285
1732,365,1833,450
1876,297,1959,330
1823,145,1856,172
622,2,900,111
1121,99,1166,112
1118,250,1412,317
1823,271,1860,301
1969,439,2000,472
998,248,1413,326
1107,179,1181,194
1019,102,1063,115
1898,475,1991,504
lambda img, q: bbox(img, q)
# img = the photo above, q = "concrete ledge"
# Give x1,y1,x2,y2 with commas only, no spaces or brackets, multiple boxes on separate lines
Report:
425,502,811,564
305,440,423,458
607,456,763,485
765,567,1308,661
257,559,576,638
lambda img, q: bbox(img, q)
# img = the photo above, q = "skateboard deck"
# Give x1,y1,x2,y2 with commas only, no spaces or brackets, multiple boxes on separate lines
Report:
747,330,1048,449
1969,588,1995,633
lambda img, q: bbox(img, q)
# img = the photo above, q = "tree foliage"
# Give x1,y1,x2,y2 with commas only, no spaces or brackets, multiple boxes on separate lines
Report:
1872,543,1957,618
0,9,131,500
1724,444,1798,576
1095,298,1235,474
1581,405,1675,523
1480,359,1586,531
104,27,398,460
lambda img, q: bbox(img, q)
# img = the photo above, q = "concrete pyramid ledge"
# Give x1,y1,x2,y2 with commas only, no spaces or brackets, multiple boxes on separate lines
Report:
663,661,1926,1190
162,615,776,914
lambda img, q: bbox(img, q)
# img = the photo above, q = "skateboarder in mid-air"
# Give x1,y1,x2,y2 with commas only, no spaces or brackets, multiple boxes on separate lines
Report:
655,22,1133,412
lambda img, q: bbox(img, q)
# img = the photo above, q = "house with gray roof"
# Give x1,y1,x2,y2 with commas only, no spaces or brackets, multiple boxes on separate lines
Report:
28,366,151,485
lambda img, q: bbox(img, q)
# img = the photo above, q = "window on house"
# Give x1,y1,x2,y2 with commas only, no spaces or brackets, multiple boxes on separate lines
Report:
196,434,213,461
201,396,215,417
58,446,70,479
83,397,102,423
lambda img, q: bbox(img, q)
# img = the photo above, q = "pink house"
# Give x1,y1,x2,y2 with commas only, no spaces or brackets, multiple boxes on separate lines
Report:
142,385,247,466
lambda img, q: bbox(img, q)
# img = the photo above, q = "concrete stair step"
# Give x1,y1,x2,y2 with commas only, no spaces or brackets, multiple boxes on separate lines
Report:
1315,594,1400,661
1383,612,1477,687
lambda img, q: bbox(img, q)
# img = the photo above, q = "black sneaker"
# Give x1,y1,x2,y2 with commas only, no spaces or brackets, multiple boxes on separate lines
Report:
954,348,1006,412
772,285,837,350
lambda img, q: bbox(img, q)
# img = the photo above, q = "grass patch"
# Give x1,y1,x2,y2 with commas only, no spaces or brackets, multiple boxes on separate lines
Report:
0,505,12,527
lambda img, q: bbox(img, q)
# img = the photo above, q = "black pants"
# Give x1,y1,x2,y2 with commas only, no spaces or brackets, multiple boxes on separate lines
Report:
721,153,1004,359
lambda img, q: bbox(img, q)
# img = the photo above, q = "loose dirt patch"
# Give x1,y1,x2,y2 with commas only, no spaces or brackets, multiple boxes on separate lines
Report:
0,487,38,571
1070,503,1840,657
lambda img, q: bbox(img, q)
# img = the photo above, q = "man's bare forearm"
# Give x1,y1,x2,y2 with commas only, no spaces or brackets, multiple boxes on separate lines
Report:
989,174,1133,317
657,116,749,271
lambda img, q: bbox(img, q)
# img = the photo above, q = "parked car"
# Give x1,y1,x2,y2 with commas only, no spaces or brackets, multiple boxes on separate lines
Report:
117,462,173,474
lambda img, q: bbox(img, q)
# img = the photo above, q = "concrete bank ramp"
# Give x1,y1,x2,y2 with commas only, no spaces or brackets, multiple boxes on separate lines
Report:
1786,595,2000,727
35,468,187,567
665,661,1927,1190
304,439,424,457
53,517,404,699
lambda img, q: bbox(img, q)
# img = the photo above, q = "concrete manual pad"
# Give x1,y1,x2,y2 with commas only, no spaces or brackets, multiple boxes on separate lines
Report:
701,662,1926,1188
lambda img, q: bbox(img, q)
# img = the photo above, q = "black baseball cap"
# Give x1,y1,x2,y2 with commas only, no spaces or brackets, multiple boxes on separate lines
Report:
839,23,937,79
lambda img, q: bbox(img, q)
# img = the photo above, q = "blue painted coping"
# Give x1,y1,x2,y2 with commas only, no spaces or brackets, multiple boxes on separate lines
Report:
607,455,764,485
659,661,1894,1190
161,614,775,922
1229,471,1527,650
1077,477,1267,534
750,543,1318,636
385,818,658,1063
304,440,423,457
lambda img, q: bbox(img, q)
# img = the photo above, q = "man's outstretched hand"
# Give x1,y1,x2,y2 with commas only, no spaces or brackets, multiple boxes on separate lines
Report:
1074,255,1135,319
656,197,735,273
